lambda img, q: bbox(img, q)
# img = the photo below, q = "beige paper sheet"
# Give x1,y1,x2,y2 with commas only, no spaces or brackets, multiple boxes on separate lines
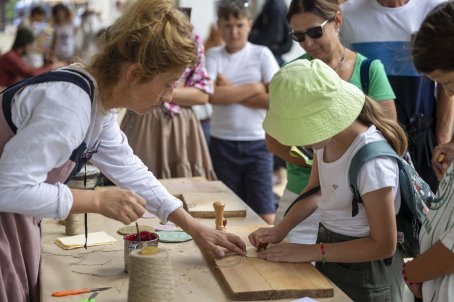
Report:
55,231,117,250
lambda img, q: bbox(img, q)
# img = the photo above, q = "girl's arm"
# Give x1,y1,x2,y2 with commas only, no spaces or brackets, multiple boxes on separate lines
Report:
258,186,397,263
277,155,321,235
249,153,320,247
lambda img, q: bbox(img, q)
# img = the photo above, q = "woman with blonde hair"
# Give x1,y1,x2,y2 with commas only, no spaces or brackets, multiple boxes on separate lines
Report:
0,1,245,301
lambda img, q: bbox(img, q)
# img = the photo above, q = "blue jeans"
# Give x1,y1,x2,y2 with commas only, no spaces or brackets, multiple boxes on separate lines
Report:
209,137,275,214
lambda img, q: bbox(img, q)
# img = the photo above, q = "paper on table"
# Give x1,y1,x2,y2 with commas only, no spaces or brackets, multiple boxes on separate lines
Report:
291,297,319,302
55,231,117,250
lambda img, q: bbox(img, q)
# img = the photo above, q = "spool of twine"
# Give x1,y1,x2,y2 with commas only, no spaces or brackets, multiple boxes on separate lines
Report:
128,248,176,302
65,214,80,235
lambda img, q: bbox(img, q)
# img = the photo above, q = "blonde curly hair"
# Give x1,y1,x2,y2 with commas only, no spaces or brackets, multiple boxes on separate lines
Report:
90,0,197,96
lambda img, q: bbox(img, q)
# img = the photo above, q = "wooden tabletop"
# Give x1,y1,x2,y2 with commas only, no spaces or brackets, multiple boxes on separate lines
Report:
40,182,352,302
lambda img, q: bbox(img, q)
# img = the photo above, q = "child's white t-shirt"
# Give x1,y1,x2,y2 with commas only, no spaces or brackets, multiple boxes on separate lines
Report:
205,42,279,141
314,125,401,237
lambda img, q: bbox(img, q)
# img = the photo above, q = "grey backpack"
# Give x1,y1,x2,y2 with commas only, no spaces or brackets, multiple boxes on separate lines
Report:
349,140,434,258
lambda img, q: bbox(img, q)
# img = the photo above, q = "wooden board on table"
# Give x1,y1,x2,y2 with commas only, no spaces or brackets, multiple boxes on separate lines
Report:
159,177,229,197
208,225,334,301
182,191,247,218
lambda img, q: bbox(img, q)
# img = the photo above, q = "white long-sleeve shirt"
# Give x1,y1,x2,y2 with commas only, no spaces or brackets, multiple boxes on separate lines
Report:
0,65,182,221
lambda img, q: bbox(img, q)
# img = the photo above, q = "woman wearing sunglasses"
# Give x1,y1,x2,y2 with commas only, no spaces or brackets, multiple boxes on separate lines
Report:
270,0,397,246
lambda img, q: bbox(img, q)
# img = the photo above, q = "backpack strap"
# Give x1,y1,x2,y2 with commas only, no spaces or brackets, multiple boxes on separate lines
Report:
349,140,400,217
360,58,374,95
1,69,94,133
284,186,321,217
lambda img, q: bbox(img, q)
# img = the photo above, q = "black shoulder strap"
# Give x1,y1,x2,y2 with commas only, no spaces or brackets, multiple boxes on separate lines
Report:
1,69,94,133
284,186,321,217
349,140,400,217
360,58,374,95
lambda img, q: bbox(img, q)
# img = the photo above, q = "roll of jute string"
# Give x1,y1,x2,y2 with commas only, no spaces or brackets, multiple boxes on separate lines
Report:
65,164,99,236
65,214,80,236
128,247,176,302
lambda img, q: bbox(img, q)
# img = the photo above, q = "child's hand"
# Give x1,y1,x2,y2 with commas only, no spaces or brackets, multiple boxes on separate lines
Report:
248,226,286,248
257,243,311,263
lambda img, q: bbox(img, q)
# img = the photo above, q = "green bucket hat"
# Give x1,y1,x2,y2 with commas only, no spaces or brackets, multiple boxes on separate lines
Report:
262,59,365,146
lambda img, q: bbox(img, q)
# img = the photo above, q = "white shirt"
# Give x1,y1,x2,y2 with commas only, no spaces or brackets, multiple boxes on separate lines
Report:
420,163,454,301
341,0,445,45
205,42,279,141
314,126,401,237
0,65,182,221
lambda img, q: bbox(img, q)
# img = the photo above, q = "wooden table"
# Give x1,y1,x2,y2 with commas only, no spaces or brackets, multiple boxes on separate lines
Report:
40,184,352,302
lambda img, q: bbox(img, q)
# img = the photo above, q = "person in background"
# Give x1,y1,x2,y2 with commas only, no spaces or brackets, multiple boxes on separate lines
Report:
195,23,224,145
206,0,280,224
19,6,54,68
402,2,454,301
340,0,454,192
121,20,217,180
250,59,405,301
50,3,77,63
271,0,396,244
75,9,103,62
248,0,293,66
0,28,64,87
248,0,293,189
0,1,245,301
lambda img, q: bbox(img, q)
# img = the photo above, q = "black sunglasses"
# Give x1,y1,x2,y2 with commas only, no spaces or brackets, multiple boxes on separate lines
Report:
219,0,250,8
289,19,330,42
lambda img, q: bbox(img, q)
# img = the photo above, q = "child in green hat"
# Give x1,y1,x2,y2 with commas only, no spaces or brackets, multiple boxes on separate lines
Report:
249,59,407,301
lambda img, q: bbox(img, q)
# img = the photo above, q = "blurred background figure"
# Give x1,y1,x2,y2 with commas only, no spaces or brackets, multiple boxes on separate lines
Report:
248,0,292,66
19,6,54,68
50,3,76,63
341,0,454,192
75,9,103,62
0,27,64,87
248,0,292,188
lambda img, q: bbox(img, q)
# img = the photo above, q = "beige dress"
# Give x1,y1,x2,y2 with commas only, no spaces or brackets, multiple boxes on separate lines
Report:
121,106,216,180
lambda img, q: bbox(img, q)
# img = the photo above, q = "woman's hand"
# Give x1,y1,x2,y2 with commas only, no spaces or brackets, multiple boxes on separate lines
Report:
248,225,286,248
432,141,454,180
94,189,146,224
191,224,246,258
168,208,245,258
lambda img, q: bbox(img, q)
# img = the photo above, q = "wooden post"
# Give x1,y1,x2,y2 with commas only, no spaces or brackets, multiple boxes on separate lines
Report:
213,201,226,231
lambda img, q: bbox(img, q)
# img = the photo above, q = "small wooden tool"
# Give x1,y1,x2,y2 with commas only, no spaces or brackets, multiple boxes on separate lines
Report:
213,201,227,231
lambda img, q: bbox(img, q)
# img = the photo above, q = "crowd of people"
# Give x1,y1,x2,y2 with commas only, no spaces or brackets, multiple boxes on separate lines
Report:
0,3,107,89
0,0,453,301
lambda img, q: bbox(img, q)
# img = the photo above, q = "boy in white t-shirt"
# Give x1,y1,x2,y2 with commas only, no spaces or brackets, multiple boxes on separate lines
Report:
206,1,280,224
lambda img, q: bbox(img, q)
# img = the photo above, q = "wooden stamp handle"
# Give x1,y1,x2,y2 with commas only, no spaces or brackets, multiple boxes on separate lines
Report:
213,201,226,231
